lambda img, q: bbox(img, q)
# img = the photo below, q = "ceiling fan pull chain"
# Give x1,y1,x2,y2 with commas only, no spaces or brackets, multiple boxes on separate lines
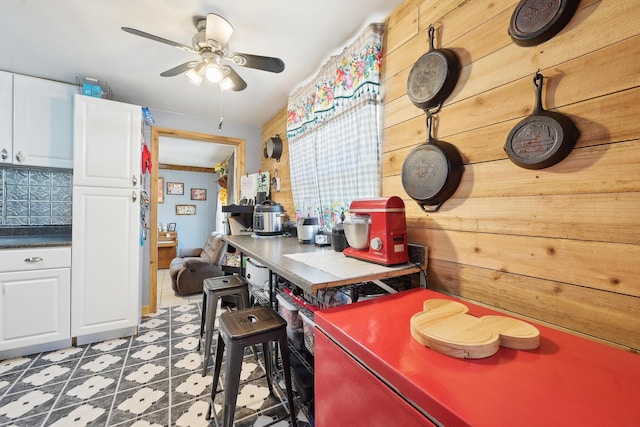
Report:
219,91,224,129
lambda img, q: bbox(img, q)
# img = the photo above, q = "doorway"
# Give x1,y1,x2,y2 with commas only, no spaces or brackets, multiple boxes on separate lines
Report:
144,127,245,315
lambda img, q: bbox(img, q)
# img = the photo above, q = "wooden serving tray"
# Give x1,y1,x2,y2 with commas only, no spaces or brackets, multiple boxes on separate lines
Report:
410,299,540,359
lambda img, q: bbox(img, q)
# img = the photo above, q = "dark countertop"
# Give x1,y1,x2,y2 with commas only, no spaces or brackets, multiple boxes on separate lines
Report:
0,226,72,249
0,235,72,248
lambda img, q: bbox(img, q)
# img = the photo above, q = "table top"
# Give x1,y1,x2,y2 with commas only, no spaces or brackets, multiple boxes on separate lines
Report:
316,289,640,427
223,234,421,295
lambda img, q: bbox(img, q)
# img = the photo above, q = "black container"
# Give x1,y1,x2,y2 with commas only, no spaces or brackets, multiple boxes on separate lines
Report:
289,352,314,404
331,224,349,252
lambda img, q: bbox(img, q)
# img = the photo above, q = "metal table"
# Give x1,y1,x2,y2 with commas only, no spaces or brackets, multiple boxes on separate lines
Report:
223,234,422,296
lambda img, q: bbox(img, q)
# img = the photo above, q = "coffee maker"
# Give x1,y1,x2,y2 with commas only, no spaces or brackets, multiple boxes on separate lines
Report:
342,196,409,265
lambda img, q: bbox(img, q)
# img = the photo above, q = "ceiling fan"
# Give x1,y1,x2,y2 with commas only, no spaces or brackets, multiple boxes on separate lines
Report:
122,13,285,92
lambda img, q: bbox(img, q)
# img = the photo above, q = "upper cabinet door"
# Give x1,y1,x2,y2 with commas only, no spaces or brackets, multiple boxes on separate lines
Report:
0,71,13,165
13,74,75,168
73,95,141,188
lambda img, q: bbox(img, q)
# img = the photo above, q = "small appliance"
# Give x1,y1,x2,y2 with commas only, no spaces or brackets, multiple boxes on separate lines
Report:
253,200,286,236
314,229,331,246
297,217,319,244
342,196,409,265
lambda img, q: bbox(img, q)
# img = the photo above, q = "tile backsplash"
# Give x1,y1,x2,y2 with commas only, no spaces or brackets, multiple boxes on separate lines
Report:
0,166,73,226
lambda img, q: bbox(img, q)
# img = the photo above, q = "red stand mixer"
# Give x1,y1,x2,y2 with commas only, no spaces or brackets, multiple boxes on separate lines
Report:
342,196,409,266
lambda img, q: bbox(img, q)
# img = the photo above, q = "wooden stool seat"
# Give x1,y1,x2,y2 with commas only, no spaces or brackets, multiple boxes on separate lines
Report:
221,304,286,339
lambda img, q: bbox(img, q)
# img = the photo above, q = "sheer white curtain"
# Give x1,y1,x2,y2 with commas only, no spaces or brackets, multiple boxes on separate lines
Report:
287,24,384,229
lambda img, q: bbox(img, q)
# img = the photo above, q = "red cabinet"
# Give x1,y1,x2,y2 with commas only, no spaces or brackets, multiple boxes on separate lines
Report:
315,331,435,427
315,289,640,427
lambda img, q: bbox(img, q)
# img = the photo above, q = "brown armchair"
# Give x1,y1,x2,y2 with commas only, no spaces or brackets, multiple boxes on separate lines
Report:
169,231,228,296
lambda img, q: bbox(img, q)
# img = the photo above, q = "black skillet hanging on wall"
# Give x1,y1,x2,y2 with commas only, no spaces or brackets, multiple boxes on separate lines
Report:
504,72,580,169
264,134,282,162
406,25,461,111
508,0,580,47
402,112,464,212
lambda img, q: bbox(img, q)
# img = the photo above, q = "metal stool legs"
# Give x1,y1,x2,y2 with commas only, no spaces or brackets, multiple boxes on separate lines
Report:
206,306,297,427
198,275,249,377
197,290,208,351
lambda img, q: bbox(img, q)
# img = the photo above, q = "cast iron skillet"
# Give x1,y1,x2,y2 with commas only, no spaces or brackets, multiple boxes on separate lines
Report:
402,112,464,212
264,134,282,162
509,0,580,47
407,25,461,111
504,72,580,169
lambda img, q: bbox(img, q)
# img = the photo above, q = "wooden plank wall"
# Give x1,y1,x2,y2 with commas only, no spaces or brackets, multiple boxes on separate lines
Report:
261,108,295,218
263,0,640,352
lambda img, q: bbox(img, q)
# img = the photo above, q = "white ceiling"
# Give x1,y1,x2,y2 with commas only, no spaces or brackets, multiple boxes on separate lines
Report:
158,136,236,169
1,1,403,168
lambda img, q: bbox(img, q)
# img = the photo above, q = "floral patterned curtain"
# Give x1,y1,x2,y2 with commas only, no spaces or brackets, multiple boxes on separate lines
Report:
287,23,384,229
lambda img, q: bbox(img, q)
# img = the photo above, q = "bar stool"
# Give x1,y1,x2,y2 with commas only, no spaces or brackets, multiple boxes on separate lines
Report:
205,305,297,427
198,275,250,377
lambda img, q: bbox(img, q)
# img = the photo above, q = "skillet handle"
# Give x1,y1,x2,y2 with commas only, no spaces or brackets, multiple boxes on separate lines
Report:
533,71,544,112
428,25,436,51
419,202,442,213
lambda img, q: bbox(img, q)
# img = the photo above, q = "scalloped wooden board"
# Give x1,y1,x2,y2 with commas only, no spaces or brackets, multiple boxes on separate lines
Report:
410,299,540,359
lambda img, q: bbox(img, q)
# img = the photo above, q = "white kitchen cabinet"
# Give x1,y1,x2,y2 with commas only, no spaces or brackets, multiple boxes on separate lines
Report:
73,94,141,188
0,71,12,164
72,95,141,344
0,247,71,359
71,186,140,340
12,74,76,168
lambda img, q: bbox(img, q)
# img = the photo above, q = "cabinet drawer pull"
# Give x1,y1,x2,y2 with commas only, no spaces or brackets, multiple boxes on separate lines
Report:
24,256,44,263
16,150,26,163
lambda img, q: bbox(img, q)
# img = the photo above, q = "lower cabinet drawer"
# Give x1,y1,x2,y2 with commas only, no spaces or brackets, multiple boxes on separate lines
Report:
0,247,71,273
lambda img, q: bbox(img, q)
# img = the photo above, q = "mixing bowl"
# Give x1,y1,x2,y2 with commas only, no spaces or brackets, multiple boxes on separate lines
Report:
343,218,370,249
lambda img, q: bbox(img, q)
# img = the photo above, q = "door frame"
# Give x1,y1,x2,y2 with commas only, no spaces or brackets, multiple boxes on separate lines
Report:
144,127,245,315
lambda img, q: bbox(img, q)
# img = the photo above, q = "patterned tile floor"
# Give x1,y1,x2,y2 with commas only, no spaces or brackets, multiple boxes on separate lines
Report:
0,275,312,426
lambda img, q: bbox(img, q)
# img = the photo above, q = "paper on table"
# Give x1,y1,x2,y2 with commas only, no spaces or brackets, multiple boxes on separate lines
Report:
284,251,406,279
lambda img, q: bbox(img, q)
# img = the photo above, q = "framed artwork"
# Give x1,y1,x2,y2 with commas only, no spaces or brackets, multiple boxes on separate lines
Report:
168,222,176,231
158,177,164,203
191,188,207,201
176,204,196,215
167,182,184,195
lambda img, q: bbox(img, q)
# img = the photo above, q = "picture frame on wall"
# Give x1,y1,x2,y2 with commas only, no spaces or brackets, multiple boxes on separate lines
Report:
191,188,207,201
167,182,184,195
158,177,165,203
168,222,176,231
175,204,196,215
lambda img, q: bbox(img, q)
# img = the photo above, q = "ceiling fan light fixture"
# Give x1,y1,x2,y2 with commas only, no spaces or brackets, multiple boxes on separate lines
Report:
185,62,206,86
206,13,234,50
219,77,234,91
205,64,224,83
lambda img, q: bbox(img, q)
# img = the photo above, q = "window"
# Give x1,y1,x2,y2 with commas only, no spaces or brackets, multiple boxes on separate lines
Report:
286,24,384,229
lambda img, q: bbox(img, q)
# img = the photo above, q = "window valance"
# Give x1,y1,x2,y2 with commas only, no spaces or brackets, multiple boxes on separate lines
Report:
286,23,384,140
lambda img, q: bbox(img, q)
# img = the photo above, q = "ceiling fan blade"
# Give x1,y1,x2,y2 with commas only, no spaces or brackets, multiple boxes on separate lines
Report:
228,53,285,73
160,61,200,77
222,66,247,91
121,27,195,53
